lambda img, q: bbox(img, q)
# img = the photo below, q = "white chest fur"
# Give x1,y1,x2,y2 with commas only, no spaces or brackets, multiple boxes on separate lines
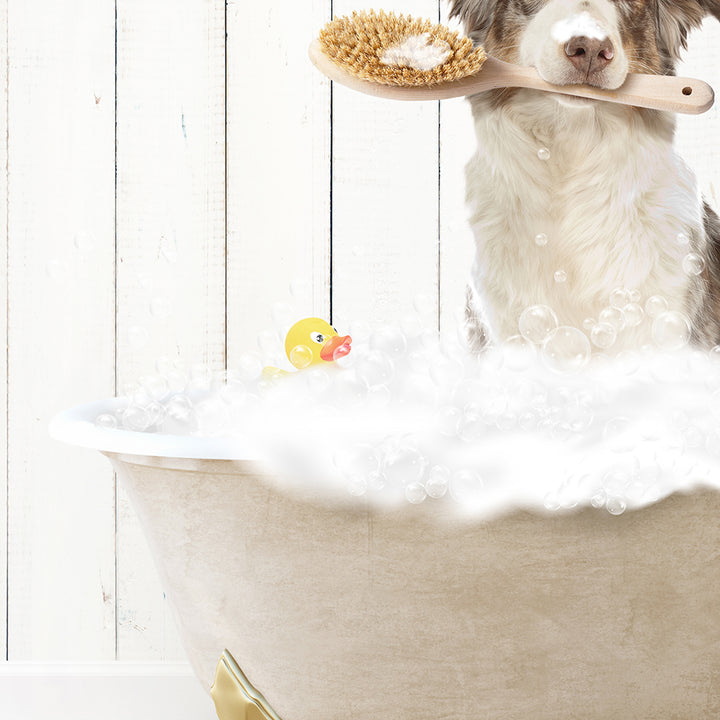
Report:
465,93,704,350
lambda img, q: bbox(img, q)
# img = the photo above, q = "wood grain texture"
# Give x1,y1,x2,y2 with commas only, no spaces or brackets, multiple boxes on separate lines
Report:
5,0,116,659
0,0,8,663
115,0,226,660
226,0,332,365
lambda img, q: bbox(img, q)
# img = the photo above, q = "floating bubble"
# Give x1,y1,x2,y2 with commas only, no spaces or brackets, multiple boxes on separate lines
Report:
645,295,668,318
437,405,462,437
426,465,450,498
609,287,629,309
166,394,193,421
676,232,690,245
128,325,149,350
606,496,627,515
534,233,548,246
590,322,617,349
150,297,172,319
122,405,151,431
405,482,427,504
289,344,313,369
95,413,118,429
682,252,705,276
140,374,168,400
537,147,551,160
519,304,558,344
502,334,536,371
652,311,691,351
628,289,641,303
554,269,567,284
159,234,178,263
582,317,596,332
541,326,590,373
450,469,485,505
384,445,427,487
355,351,394,388
599,306,626,332
622,302,644,327
590,489,607,509
370,326,407,356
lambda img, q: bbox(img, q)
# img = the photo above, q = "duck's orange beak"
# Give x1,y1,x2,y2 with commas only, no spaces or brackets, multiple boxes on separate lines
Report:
320,334,352,362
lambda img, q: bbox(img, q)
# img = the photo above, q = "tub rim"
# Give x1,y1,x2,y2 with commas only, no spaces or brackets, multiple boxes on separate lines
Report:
49,398,262,462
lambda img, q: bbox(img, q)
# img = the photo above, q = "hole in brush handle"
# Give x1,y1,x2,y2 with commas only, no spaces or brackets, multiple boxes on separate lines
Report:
682,86,693,96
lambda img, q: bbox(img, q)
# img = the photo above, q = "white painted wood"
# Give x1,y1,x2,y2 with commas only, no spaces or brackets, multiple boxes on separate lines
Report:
675,19,720,209
0,0,8,663
6,0,116,660
0,662,216,720
331,0,441,333
226,0,332,365
115,0,226,660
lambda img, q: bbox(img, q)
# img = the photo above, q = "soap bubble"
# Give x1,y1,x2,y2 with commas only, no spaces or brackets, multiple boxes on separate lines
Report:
288,344,313,369
383,445,427,487
128,325,149,350
682,252,705,276
603,416,635,453
628,289,641,303
355,351,394,388
537,147,551,160
609,287,629,309
150,297,172,319
590,322,617,349
553,269,567,284
140,374,168,400
652,311,691,351
122,405,152,431
159,234,178,263
622,302,644,327
437,405,462,436
166,394,193,421
337,444,380,477
645,295,668,318
405,482,427,504
502,335,536,371
95,413,118,429
519,305,558,344
450,469,485,505
606,496,627,516
332,371,368,407
236,352,263,382
582,317,596,332
429,355,464,389
599,306,626,332
541,326,590,373
370,326,407,356
534,233,548,246
591,489,607,509
425,465,450,498
676,232,690,245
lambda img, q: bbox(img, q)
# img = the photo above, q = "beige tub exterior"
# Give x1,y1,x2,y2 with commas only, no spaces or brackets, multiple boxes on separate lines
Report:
105,450,720,720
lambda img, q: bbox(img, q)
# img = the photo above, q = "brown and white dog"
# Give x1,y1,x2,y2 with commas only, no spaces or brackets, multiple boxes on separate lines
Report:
449,0,720,352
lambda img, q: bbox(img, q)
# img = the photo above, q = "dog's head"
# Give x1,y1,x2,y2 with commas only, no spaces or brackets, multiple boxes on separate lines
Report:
449,0,719,90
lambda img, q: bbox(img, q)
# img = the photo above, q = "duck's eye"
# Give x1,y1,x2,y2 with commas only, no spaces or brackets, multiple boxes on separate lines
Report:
311,332,325,344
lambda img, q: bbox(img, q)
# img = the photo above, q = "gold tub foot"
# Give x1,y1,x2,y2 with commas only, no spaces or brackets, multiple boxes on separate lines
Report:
211,650,283,720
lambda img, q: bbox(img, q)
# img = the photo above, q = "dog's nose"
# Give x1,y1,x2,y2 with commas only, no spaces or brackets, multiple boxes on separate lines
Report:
564,35,614,76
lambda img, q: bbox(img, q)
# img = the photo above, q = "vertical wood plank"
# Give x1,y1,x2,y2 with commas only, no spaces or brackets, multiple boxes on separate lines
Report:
674,20,720,208
331,0,441,332
6,0,116,660
0,0,8,662
226,0,332,364
438,7,477,333
115,0,226,660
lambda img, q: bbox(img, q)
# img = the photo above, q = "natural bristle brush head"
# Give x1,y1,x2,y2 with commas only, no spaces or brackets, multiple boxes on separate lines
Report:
318,10,486,86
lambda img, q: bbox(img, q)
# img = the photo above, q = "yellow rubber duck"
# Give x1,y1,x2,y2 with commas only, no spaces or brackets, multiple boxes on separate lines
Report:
262,317,352,379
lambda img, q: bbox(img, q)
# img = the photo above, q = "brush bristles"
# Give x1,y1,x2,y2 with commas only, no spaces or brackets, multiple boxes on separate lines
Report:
319,10,486,86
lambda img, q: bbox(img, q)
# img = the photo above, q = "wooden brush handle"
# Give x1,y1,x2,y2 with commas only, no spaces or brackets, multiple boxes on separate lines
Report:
309,40,715,114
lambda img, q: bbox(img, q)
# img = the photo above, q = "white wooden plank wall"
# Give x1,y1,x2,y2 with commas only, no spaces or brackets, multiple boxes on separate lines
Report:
0,0,718,691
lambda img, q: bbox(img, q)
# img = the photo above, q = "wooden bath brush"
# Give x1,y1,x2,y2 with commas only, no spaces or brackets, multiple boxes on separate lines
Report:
309,11,714,114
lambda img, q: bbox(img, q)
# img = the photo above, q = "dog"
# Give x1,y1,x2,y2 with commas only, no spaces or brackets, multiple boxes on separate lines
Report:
448,0,720,353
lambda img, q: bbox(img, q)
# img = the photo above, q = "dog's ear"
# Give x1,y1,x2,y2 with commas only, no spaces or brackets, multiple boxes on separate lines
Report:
448,0,496,42
656,0,711,59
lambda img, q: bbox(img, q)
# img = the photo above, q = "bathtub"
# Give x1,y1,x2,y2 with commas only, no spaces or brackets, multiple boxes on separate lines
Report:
50,398,720,719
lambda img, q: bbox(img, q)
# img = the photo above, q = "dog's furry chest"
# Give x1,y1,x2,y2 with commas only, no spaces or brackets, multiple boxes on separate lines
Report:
465,100,703,347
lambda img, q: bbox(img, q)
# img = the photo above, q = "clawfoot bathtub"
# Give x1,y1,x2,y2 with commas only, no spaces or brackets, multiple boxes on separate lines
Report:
51,400,720,719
